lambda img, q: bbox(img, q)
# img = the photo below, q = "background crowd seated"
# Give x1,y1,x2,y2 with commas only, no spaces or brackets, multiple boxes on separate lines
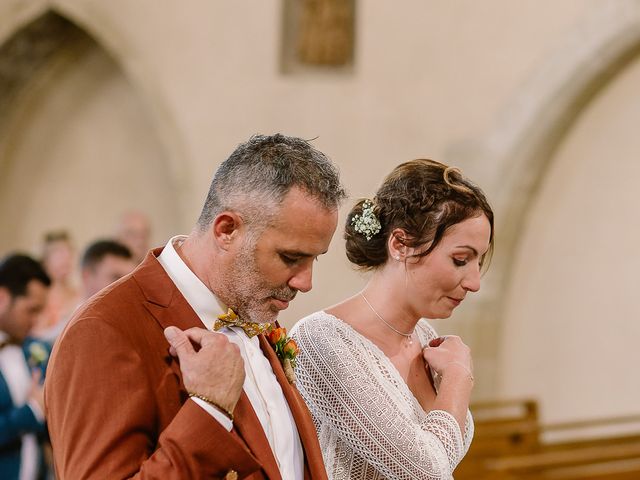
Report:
0,212,149,478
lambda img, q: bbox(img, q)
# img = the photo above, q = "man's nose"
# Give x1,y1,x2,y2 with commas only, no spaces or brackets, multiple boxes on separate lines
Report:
288,265,313,293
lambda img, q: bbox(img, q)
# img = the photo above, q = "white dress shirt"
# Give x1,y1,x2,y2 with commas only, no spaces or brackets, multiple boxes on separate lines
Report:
158,236,304,480
0,331,42,480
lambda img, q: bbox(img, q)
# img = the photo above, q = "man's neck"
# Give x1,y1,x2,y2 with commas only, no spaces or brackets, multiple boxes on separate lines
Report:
178,233,226,299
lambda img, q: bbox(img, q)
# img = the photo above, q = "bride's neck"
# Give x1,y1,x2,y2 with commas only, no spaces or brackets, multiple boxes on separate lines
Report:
362,274,419,338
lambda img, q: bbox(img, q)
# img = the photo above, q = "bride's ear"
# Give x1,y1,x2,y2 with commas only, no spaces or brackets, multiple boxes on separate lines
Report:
388,229,410,261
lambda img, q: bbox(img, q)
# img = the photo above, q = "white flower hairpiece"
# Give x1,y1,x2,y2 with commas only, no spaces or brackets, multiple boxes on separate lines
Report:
351,199,381,241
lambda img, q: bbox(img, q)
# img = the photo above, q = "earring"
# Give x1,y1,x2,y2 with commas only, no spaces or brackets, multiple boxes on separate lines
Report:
395,255,400,260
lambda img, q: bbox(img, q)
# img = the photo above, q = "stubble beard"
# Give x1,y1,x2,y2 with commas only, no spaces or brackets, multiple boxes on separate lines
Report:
227,242,288,325
225,237,298,325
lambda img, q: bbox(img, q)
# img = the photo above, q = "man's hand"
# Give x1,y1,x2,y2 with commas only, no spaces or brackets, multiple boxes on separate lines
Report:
164,326,245,415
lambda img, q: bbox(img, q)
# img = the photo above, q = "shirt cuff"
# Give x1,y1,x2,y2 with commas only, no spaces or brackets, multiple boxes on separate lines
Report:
190,397,233,431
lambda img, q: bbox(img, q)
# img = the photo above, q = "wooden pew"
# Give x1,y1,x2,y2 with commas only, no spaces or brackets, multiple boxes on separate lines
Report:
468,398,539,454
482,442,640,479
454,398,539,478
465,413,640,479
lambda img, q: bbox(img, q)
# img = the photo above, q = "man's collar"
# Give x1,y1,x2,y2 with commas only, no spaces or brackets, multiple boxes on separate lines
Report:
0,331,10,349
157,235,226,330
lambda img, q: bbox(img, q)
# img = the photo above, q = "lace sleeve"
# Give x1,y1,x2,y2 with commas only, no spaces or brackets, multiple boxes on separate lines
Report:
292,316,466,479
416,320,474,458
462,410,474,456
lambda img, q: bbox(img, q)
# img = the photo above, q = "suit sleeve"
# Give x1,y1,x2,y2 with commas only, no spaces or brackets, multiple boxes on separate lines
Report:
45,316,261,480
0,402,45,447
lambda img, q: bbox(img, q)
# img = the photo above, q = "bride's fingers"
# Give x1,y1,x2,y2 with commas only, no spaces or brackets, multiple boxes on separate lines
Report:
428,336,448,348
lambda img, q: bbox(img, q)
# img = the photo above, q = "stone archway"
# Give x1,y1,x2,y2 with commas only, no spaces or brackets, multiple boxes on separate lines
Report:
448,0,640,400
0,0,193,224
0,9,181,254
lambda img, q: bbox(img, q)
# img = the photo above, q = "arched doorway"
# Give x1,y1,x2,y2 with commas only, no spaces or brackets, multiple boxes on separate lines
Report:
448,2,640,411
0,11,180,255
499,51,640,422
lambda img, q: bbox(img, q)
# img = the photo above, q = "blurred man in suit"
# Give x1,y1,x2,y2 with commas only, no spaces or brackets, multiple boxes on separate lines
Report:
0,254,50,480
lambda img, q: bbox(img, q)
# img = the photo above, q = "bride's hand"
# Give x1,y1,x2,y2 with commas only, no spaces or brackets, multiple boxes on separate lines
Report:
422,335,473,381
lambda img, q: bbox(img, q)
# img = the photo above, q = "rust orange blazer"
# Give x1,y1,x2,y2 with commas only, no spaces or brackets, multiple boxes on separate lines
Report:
45,249,327,480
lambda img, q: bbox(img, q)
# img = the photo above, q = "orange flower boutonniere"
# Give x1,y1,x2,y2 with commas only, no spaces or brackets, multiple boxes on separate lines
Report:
267,327,299,384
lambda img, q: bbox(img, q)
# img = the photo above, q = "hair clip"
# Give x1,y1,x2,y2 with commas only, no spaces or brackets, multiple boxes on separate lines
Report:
351,199,381,241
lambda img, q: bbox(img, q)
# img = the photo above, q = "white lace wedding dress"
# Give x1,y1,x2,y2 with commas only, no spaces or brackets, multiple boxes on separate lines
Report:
291,311,473,480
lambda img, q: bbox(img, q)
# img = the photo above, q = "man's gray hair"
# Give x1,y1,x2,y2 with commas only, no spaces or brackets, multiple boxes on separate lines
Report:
197,134,347,230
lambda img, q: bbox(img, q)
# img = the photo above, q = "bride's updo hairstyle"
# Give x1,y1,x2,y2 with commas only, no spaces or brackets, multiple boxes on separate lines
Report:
345,159,494,270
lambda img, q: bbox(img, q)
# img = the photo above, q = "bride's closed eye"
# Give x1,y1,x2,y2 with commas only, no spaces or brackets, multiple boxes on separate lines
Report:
452,257,467,267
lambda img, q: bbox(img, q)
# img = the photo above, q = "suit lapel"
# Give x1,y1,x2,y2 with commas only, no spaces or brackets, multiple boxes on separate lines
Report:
133,249,203,332
134,251,204,383
133,250,282,479
258,335,325,479
233,391,282,479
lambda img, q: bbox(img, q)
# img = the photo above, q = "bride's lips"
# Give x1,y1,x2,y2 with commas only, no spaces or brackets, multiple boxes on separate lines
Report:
447,297,463,307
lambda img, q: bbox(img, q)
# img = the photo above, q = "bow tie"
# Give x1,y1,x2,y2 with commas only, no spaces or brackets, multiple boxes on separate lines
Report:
213,308,271,338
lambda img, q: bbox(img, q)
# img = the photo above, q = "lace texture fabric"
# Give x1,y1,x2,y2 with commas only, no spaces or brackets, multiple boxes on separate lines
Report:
291,312,473,480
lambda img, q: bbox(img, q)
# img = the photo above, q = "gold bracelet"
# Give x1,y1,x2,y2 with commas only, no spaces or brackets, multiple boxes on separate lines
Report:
444,362,475,382
188,392,234,422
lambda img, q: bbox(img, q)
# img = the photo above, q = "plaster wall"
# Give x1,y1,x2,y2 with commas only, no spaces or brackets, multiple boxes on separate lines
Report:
499,53,640,422
0,0,639,419
0,40,178,255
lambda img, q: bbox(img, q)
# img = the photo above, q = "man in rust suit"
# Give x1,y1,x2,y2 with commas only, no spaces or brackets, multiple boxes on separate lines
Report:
45,134,346,479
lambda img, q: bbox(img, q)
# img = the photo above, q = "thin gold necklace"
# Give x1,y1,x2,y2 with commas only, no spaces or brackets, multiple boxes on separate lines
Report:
360,292,414,346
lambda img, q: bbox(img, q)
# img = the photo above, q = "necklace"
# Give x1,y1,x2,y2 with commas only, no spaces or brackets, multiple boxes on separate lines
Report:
360,292,414,346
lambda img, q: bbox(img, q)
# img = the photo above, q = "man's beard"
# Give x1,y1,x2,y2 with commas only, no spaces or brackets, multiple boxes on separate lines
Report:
225,243,297,324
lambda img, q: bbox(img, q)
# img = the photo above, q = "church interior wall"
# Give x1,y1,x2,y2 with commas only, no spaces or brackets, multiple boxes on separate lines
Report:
0,0,638,422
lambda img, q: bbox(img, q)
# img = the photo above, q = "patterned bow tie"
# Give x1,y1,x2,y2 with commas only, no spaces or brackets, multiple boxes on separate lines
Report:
213,308,271,338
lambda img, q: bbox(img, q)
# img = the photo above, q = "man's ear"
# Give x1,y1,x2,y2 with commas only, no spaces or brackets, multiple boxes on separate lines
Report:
0,287,11,317
211,212,244,250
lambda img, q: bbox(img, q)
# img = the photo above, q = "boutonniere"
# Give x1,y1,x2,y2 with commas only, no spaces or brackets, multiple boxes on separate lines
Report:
267,327,299,384
28,342,49,368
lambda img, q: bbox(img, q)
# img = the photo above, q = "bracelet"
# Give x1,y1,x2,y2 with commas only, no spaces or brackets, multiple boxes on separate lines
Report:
188,392,234,422
443,361,474,382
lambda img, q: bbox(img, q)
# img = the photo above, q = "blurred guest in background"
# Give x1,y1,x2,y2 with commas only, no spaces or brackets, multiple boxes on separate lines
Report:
32,231,79,338
0,254,51,480
35,239,135,342
115,210,152,264
80,239,135,299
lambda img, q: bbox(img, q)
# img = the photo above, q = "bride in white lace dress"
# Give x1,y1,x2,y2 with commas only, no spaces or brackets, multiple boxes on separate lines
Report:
291,159,494,480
